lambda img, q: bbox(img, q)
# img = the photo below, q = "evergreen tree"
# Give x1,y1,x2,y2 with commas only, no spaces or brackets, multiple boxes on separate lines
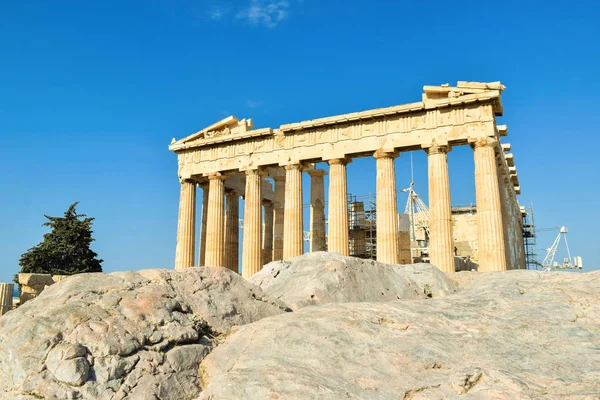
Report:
17,202,103,276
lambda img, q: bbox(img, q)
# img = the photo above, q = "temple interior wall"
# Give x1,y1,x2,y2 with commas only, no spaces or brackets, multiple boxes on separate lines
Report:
451,208,479,262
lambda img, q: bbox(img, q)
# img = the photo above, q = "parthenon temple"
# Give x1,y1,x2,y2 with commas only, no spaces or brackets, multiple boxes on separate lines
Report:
169,81,525,276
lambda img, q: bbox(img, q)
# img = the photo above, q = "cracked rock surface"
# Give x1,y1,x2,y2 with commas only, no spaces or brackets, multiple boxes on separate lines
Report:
0,267,289,400
200,269,600,399
250,252,457,310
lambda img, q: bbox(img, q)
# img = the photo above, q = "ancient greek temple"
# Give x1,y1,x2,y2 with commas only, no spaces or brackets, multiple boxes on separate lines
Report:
169,81,525,276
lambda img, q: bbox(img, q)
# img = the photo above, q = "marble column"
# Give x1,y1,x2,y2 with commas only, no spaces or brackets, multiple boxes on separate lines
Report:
0,283,14,316
262,201,274,264
374,150,400,264
224,190,240,273
198,184,209,266
205,174,226,267
308,169,327,252
327,159,349,255
283,164,303,259
425,144,455,273
272,175,286,261
473,137,507,272
497,168,512,269
242,169,263,279
175,180,196,270
515,202,527,269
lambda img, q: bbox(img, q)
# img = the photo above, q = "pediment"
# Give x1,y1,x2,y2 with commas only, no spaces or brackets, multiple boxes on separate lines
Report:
172,116,254,146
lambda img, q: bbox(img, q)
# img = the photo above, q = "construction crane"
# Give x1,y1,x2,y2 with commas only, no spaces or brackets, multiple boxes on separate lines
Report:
401,153,430,242
541,226,583,270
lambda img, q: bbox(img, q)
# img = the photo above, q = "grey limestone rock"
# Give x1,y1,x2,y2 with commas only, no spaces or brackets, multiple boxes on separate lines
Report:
250,252,457,309
200,269,600,399
0,267,289,400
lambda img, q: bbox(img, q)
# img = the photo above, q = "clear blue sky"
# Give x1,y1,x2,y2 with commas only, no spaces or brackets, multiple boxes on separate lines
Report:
1,0,599,283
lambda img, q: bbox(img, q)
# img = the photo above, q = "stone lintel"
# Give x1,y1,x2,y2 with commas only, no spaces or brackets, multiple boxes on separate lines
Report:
206,173,274,202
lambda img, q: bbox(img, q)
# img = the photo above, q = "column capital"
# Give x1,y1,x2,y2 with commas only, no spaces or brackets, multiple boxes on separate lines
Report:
284,163,303,171
262,199,274,207
373,149,399,160
423,143,451,155
308,169,328,177
328,157,352,166
469,136,499,149
207,172,228,181
244,168,267,177
179,177,196,184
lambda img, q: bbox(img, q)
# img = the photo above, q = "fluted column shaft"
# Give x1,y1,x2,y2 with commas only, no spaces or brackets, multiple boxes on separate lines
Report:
205,174,226,267
283,164,303,259
242,170,263,278
224,191,240,273
426,144,455,273
374,150,400,264
498,170,512,269
262,201,274,264
308,169,327,252
327,159,349,255
199,184,209,266
0,283,14,316
272,176,286,261
175,180,196,270
473,138,507,272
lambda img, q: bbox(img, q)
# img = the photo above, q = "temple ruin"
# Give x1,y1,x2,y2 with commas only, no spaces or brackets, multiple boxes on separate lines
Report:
169,81,526,275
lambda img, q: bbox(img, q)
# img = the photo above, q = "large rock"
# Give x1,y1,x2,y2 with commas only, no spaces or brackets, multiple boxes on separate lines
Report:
250,252,456,309
200,269,600,399
0,267,289,400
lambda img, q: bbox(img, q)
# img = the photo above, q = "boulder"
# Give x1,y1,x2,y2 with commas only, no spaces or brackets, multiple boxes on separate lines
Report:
200,269,600,399
249,252,456,309
0,267,289,400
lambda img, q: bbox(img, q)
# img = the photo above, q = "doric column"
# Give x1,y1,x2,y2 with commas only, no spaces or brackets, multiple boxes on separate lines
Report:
374,150,400,264
425,144,455,273
0,283,14,316
497,168,512,269
283,164,303,259
515,203,527,269
308,169,327,252
242,169,263,278
205,173,226,267
198,183,209,266
327,159,349,255
224,190,240,273
472,137,507,272
272,175,286,261
175,179,196,270
262,201,274,264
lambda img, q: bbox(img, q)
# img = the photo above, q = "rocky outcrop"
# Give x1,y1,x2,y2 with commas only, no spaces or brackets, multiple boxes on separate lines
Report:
200,269,600,399
0,267,289,400
250,252,456,309
3,254,599,399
